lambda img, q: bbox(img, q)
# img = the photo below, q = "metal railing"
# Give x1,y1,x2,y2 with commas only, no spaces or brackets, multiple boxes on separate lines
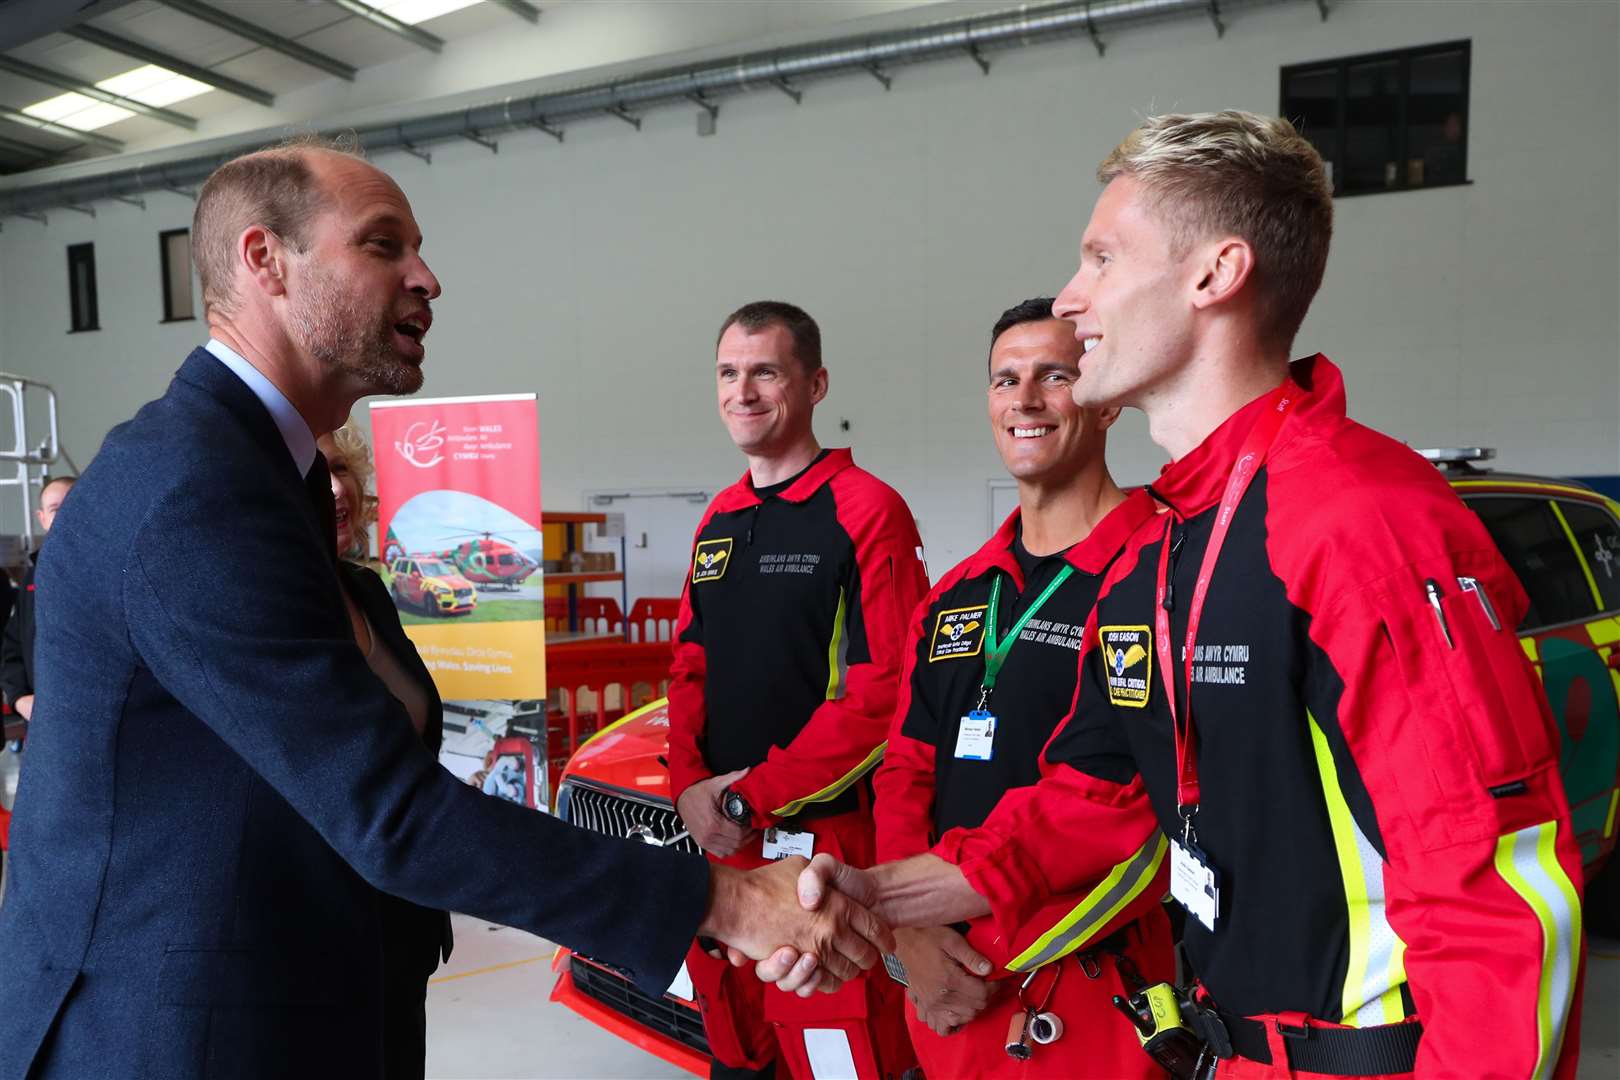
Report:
0,373,60,553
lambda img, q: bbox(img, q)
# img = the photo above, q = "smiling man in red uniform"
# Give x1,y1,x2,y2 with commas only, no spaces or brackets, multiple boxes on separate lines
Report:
774,113,1585,1079
669,300,926,1080
873,298,1173,1077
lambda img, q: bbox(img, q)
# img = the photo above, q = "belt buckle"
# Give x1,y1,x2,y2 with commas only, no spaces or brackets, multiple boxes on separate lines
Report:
1273,1012,1312,1041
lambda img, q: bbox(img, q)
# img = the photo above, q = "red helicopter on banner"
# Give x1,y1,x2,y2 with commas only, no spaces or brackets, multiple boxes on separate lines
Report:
420,527,544,590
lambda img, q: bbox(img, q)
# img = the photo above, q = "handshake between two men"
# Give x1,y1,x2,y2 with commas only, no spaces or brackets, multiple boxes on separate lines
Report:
704,850,986,998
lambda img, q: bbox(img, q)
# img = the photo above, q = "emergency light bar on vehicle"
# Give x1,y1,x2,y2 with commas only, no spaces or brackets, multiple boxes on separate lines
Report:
1417,446,1496,469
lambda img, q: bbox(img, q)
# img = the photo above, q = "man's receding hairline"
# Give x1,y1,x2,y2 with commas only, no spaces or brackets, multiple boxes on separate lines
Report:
719,319,800,355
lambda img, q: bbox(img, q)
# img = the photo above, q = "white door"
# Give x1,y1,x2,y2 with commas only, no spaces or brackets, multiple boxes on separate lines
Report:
988,480,1019,534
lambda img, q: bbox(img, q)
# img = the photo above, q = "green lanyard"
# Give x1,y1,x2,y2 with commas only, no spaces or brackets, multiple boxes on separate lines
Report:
978,565,1074,707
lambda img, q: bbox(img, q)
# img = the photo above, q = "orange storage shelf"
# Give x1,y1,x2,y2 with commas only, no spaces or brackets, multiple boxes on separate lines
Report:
546,572,623,586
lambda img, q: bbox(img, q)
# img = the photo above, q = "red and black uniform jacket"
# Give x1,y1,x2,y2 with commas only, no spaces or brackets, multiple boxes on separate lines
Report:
668,448,929,826
938,357,1584,1076
874,492,1169,970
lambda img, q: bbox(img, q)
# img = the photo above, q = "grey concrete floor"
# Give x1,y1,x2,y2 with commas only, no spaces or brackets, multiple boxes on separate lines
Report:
425,915,1620,1080
426,914,689,1080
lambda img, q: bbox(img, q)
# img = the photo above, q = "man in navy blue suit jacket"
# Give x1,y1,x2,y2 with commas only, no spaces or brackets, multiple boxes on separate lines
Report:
0,139,890,1079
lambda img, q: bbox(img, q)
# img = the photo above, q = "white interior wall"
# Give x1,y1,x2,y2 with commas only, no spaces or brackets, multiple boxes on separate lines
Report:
0,0,1615,571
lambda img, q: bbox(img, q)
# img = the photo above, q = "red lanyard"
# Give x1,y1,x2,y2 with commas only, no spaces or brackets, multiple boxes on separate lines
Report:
1154,384,1298,830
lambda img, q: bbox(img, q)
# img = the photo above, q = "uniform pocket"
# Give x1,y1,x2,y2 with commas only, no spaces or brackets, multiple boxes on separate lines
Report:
1373,562,1561,848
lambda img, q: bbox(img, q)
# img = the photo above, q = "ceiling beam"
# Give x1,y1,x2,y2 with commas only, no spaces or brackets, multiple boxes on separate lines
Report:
0,55,198,130
0,0,145,52
325,0,444,53
0,105,124,152
156,0,357,81
65,25,276,108
487,0,541,23
0,133,60,161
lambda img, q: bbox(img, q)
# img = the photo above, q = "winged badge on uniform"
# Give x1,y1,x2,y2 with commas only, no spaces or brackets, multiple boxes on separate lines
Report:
1108,642,1147,676
698,549,728,571
939,619,981,642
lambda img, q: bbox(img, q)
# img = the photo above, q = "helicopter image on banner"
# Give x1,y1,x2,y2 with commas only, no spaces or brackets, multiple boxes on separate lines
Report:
435,530,543,589
384,523,544,591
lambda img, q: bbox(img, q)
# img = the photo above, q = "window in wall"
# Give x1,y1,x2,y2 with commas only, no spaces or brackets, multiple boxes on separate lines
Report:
1556,500,1620,615
67,242,99,333
1464,496,1595,631
160,228,196,322
1281,40,1470,197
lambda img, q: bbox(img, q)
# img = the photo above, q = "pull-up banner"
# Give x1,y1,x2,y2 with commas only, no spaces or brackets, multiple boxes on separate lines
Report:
370,393,545,700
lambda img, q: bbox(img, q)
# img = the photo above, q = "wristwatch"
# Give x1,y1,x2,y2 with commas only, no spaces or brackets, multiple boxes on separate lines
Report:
721,787,753,827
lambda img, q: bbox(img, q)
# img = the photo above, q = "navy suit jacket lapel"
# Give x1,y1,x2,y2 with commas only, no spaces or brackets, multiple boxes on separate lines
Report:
173,349,332,554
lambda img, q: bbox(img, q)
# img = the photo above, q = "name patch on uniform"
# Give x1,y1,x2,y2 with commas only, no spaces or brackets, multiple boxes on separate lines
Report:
930,605,987,662
691,538,734,583
1099,625,1152,708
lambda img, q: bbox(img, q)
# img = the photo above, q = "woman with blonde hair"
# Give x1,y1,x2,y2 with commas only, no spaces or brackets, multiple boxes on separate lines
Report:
318,419,450,1080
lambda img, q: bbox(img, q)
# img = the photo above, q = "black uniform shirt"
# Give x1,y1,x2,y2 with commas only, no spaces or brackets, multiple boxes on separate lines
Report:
888,493,1157,841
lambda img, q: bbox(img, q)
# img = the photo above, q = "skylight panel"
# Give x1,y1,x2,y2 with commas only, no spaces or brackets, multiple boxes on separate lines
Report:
23,92,134,131
97,65,213,108
376,0,484,26
18,62,214,134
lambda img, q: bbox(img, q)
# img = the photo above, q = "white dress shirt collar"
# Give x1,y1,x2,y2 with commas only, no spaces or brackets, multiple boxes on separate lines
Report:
204,339,318,476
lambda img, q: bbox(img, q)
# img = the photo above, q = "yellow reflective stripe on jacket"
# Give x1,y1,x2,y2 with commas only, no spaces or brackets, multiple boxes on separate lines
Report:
770,741,886,819
825,587,849,701
1307,712,1408,1026
1006,831,1168,973
1493,820,1583,1080
768,587,877,819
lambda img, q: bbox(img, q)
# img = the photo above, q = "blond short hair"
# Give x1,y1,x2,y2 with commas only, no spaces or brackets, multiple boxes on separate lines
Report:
330,420,376,557
192,133,365,317
1098,110,1333,349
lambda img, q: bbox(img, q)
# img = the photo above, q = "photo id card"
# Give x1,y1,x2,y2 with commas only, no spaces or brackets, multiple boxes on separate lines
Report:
762,827,815,861
1169,837,1221,932
954,709,996,761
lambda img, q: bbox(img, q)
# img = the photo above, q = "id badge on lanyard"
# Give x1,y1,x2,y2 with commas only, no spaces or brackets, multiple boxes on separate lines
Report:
957,566,1074,762
1156,384,1297,933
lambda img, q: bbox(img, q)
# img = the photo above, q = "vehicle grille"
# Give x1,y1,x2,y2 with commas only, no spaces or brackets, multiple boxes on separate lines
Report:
563,782,703,855
571,956,709,1057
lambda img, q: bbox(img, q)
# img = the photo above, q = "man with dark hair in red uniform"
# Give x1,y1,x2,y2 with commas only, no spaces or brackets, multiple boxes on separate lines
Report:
670,301,926,1080
769,112,1585,1079
873,297,1173,1077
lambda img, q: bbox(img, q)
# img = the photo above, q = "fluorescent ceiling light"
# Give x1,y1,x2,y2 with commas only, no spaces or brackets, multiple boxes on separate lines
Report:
22,92,132,132
375,0,484,26
97,65,214,108
21,63,214,132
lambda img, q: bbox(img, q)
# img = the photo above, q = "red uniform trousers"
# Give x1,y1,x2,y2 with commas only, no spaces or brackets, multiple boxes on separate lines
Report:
686,806,915,1080
904,906,1174,1080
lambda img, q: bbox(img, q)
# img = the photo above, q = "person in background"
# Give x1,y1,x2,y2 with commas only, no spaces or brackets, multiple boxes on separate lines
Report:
1,476,76,744
320,420,452,1080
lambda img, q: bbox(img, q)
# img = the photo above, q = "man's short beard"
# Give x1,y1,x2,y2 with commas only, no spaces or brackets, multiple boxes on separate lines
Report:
290,261,423,396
